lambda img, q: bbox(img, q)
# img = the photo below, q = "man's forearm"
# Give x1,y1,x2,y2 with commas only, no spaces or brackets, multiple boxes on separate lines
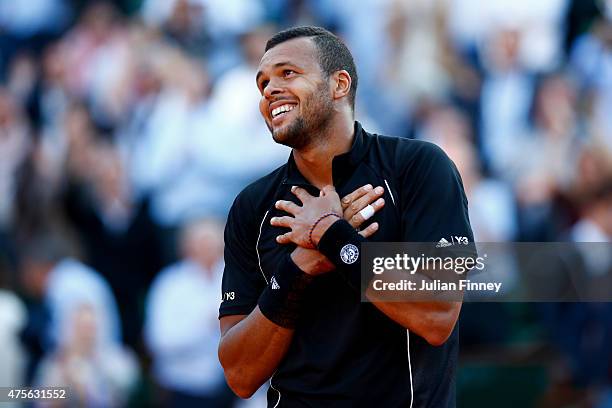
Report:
366,298,462,346
219,248,328,398
316,219,463,346
218,307,294,398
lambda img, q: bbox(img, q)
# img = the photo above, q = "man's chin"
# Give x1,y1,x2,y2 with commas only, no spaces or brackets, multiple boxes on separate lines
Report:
272,125,293,146
270,118,307,149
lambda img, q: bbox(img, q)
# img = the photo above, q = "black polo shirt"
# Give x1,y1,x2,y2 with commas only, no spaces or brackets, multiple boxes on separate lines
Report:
219,122,474,408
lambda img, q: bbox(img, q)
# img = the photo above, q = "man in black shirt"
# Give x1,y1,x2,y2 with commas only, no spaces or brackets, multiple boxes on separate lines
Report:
218,26,474,407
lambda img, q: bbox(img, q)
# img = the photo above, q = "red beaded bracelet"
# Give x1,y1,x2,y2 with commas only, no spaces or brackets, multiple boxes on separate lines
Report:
308,213,341,248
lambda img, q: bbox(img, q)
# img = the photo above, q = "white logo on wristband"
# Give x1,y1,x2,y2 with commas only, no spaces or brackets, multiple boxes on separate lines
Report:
340,244,359,264
271,276,280,290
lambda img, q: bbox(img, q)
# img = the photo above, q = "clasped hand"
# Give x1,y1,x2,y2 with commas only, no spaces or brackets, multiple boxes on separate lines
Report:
270,184,384,249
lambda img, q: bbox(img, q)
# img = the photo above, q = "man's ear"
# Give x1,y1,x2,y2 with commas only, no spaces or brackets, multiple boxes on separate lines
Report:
331,70,351,101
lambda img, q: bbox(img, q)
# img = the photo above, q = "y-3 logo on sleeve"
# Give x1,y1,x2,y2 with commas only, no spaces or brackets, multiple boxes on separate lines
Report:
437,236,468,247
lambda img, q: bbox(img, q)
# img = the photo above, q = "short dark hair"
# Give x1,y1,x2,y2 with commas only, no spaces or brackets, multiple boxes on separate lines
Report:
265,26,358,110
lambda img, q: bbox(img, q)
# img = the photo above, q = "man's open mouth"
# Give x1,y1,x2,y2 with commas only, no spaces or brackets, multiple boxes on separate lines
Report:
271,104,297,119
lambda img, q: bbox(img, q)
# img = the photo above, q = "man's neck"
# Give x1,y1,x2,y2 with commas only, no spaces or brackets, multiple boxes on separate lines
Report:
292,117,354,189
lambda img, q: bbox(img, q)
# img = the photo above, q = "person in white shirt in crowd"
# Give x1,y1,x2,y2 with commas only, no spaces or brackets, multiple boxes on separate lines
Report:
35,303,139,408
19,236,122,351
145,218,235,408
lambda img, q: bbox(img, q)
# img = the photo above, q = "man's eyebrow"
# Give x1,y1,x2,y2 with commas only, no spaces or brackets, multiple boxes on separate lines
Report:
256,61,297,84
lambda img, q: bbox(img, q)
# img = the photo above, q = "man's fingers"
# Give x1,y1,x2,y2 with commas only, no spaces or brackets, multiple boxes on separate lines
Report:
291,186,313,204
358,222,379,238
276,232,293,244
341,184,373,210
275,200,300,215
270,216,293,228
344,186,384,222
350,198,384,226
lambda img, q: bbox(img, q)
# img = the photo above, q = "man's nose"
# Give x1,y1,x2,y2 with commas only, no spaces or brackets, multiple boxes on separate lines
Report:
264,79,283,99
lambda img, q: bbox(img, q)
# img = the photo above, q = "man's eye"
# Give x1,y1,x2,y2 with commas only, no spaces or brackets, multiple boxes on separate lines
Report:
283,70,295,77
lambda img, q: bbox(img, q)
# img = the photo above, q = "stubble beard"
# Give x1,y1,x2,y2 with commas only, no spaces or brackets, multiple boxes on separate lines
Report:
271,83,334,150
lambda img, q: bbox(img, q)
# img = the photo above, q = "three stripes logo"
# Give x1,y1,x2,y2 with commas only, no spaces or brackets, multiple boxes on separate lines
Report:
436,238,452,248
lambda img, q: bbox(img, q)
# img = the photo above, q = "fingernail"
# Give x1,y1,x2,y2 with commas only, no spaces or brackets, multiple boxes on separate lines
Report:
375,198,384,205
375,186,384,194
365,184,373,191
342,197,350,203
291,186,296,192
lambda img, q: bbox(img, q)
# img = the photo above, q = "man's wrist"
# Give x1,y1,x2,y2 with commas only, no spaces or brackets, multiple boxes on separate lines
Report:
311,216,342,247
317,219,363,264
291,247,335,276
257,254,315,329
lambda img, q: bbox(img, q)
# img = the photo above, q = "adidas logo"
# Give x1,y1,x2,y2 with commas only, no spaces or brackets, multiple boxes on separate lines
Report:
436,238,452,248
271,276,280,290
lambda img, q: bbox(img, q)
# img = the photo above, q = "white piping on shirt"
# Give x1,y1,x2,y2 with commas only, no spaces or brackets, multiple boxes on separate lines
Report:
407,330,414,408
384,179,396,207
270,376,281,408
256,210,270,284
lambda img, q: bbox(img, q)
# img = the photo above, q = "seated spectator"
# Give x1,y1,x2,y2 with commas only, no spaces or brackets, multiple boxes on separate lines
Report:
35,303,139,407
144,218,234,407
19,236,122,351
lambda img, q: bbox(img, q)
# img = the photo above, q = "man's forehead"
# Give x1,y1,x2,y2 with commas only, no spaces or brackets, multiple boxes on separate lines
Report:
258,37,319,72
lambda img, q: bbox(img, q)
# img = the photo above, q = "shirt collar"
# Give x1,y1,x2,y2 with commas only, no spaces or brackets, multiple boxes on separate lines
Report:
283,121,369,187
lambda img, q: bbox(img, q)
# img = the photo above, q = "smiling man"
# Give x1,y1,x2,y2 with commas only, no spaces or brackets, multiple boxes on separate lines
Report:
218,26,474,408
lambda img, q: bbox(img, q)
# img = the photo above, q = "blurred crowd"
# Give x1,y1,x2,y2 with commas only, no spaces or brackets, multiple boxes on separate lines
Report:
0,0,611,407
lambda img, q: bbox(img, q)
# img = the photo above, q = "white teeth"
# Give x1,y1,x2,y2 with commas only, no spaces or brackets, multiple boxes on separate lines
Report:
272,104,295,118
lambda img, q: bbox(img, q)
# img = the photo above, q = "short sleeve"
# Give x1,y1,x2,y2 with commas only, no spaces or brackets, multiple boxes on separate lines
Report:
219,192,267,318
399,142,474,246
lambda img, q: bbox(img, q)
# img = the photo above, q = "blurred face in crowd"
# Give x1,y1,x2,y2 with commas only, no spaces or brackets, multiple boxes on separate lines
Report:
182,219,224,273
67,305,98,356
257,37,334,150
20,259,52,298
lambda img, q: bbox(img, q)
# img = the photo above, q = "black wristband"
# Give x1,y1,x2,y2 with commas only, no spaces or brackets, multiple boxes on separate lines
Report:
257,254,314,328
317,219,367,291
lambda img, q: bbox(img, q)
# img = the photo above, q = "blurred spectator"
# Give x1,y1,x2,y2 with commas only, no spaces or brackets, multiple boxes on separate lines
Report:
19,236,122,351
140,0,264,77
35,303,139,407
539,176,612,408
59,1,131,129
0,0,71,76
188,25,290,215
570,15,612,150
563,0,602,52
144,218,235,407
421,106,518,242
62,138,163,349
124,44,210,230
0,253,27,388
513,73,581,240
0,88,31,232
447,0,567,70
479,27,535,176
571,179,612,244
